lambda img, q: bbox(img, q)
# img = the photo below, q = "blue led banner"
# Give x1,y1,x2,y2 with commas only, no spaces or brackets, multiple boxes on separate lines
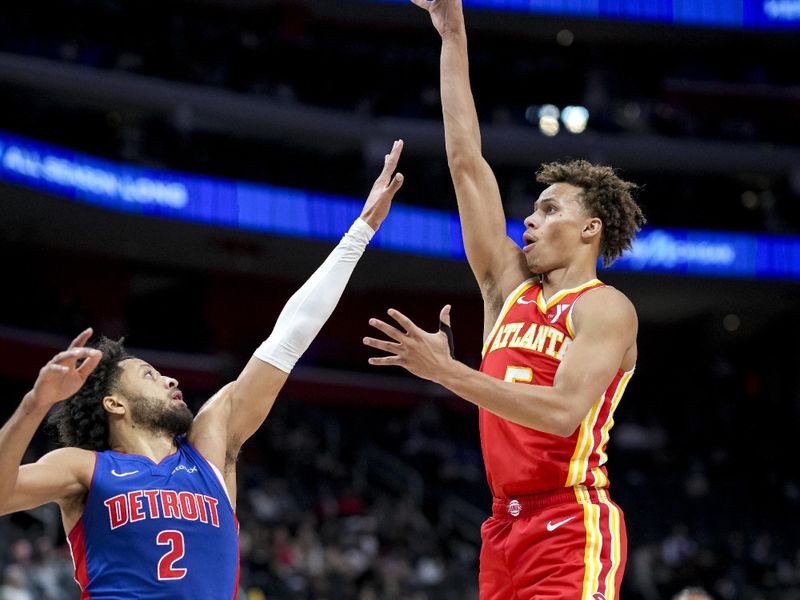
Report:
1,130,799,280
0,131,464,259
370,0,800,29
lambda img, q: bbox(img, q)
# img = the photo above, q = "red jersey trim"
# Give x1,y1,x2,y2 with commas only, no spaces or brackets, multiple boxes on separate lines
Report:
535,278,602,313
66,451,98,539
576,486,624,600
66,451,98,599
232,514,241,600
67,520,91,599
566,368,634,488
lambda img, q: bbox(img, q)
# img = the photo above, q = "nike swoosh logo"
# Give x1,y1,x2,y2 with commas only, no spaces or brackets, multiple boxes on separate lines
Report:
546,516,576,531
516,297,536,305
111,469,139,477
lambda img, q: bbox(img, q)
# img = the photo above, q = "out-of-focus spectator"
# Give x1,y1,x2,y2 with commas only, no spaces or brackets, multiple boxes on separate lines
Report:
0,565,34,600
674,586,714,600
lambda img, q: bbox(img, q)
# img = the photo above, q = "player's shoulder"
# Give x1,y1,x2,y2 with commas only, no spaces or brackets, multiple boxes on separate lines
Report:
589,284,635,310
38,446,96,466
574,284,637,327
37,447,97,486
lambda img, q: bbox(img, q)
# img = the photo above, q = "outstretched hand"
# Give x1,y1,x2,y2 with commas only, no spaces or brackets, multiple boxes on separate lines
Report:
359,139,405,231
410,0,465,38
28,328,102,410
364,305,455,382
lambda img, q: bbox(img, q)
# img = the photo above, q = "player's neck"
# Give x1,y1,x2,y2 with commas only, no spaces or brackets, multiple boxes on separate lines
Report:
109,426,178,463
539,264,597,301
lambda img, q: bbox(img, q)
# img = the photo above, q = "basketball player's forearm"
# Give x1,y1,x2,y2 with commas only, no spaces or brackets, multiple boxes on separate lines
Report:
437,362,577,436
0,394,48,511
440,31,512,281
224,219,374,441
229,142,402,441
253,218,375,373
440,29,482,163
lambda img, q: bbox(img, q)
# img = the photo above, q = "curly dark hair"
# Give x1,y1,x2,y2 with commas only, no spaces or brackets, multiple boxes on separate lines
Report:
536,160,646,266
47,337,132,451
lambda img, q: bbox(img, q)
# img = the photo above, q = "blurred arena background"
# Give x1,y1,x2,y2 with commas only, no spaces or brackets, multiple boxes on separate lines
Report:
1,1,799,598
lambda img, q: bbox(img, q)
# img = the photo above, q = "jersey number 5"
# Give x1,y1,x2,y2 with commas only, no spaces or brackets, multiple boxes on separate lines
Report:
504,366,533,384
157,530,187,580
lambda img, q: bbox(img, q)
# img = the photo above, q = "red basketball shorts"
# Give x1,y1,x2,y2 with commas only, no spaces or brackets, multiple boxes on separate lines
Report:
479,486,627,600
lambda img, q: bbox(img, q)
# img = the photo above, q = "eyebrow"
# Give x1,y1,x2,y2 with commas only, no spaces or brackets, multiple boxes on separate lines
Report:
534,197,557,210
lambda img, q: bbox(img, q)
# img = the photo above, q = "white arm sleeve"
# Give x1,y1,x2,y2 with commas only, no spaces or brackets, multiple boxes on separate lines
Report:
253,218,375,373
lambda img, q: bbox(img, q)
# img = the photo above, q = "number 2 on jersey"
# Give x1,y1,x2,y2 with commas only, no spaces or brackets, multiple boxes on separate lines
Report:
157,530,187,580
504,366,533,384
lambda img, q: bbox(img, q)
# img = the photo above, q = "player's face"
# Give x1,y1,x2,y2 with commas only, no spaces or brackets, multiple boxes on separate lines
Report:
116,358,193,436
522,182,590,274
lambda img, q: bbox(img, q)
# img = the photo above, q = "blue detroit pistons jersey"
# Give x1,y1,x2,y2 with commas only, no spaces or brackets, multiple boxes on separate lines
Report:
67,437,239,599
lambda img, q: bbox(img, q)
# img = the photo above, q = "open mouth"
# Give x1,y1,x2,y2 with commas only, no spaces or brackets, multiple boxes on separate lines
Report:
522,231,537,252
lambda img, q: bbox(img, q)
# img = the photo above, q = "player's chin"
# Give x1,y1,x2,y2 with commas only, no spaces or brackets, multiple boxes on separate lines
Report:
175,403,194,422
525,253,543,274
168,405,195,436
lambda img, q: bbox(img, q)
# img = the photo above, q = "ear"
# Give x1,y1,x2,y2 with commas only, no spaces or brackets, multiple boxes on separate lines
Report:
581,217,603,242
103,394,127,417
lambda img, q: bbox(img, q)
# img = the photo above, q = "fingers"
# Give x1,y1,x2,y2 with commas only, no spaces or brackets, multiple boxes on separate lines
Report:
51,347,100,368
68,327,94,350
387,308,417,333
368,318,406,342
363,328,403,367
367,355,402,366
363,337,401,354
44,364,70,375
439,304,451,327
438,305,455,359
376,139,404,186
387,138,404,166
76,350,103,378
389,172,404,191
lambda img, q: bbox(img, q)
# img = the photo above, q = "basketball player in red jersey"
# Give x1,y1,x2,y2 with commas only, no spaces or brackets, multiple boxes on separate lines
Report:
363,1,645,598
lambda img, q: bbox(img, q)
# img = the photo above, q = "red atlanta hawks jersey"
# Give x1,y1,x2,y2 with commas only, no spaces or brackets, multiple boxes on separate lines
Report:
478,278,634,498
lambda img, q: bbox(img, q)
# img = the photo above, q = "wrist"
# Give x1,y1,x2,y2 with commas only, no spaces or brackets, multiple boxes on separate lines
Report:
21,391,52,415
435,357,465,389
357,211,381,233
440,25,467,43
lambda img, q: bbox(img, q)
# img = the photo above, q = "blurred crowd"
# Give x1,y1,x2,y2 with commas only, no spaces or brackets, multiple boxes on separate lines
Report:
3,338,800,600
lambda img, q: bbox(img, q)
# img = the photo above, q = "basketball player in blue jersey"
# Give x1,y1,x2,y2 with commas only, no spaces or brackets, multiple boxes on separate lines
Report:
0,141,406,600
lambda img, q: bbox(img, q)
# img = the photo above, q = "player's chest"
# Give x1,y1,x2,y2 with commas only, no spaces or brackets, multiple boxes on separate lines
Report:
484,304,573,362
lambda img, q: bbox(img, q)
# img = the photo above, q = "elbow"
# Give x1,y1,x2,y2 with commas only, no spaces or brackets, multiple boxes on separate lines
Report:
0,496,10,517
446,149,482,175
545,410,582,438
552,420,580,438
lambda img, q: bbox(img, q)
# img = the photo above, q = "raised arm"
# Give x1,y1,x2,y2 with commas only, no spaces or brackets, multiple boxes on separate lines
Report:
0,330,100,518
189,141,405,480
365,288,637,436
412,0,528,311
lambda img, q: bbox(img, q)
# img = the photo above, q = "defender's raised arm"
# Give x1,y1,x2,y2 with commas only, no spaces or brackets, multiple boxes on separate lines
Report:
188,141,406,502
